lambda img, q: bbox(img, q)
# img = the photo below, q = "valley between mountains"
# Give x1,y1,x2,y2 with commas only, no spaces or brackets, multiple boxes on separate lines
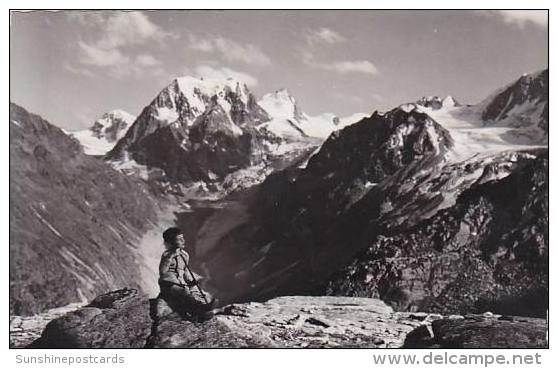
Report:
9,69,548,348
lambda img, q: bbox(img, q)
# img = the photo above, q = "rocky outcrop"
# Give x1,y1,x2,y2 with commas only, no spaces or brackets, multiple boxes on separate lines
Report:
29,289,547,349
327,152,548,317
148,296,426,348
404,313,547,348
31,289,152,348
9,103,162,315
30,289,425,348
191,108,458,305
479,69,548,143
10,302,84,348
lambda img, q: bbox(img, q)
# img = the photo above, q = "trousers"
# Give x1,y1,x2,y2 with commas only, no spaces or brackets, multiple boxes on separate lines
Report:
158,280,213,317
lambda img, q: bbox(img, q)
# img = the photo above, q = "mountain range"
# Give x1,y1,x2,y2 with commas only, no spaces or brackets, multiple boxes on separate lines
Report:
180,70,548,317
69,78,364,197
10,69,548,323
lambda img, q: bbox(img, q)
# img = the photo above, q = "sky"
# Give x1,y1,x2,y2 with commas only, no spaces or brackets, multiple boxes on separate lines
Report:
10,10,548,130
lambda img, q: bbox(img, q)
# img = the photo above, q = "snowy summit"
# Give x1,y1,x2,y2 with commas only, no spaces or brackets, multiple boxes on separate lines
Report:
71,110,135,156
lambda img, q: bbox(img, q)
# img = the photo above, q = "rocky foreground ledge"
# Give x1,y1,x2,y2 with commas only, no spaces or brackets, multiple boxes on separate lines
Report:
28,289,546,348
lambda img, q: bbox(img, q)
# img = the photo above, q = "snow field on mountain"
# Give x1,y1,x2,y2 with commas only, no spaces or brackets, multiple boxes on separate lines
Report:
302,113,368,139
71,130,120,156
423,103,545,163
70,110,135,155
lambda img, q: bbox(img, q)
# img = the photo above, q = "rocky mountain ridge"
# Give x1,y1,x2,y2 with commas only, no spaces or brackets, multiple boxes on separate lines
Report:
10,103,163,316
106,77,272,185
103,77,364,198
9,69,548,349
182,70,548,317
479,69,548,143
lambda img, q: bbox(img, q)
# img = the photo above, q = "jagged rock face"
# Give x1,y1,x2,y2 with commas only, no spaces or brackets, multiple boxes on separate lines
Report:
9,103,160,315
307,108,452,181
105,78,358,189
480,69,548,143
327,153,548,317
188,69,547,313
195,108,455,304
107,77,274,184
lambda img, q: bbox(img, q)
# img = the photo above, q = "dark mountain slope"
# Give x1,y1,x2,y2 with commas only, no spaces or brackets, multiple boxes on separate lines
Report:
327,152,548,317
10,103,161,315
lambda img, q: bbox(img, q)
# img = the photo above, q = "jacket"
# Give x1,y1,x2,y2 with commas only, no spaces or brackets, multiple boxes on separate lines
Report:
158,248,195,287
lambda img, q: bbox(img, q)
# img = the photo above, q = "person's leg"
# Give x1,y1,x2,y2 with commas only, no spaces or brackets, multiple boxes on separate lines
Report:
163,284,213,320
188,287,215,311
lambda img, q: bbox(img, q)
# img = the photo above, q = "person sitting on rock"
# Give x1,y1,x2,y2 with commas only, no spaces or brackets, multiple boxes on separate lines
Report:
158,227,214,321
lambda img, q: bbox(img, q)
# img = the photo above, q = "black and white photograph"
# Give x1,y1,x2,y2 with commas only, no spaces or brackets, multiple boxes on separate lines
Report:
9,8,549,354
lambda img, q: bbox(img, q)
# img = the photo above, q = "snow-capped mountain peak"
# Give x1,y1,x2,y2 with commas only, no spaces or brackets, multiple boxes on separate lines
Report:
415,95,458,110
476,69,548,144
258,88,370,139
441,95,457,108
259,88,309,123
71,109,135,156
94,110,135,127
175,76,250,105
393,70,547,164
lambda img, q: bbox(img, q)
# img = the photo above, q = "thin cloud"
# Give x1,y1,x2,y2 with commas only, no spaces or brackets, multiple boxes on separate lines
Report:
303,51,378,76
69,11,171,78
193,65,258,86
188,34,271,66
483,10,547,29
78,41,128,67
305,27,346,45
63,63,95,78
324,60,378,75
136,54,161,67
332,91,364,104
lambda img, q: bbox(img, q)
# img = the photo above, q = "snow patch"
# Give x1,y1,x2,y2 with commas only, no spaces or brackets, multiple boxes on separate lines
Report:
71,130,119,156
108,152,151,180
423,104,546,163
156,107,179,123
302,112,367,139
442,96,457,107
259,89,308,122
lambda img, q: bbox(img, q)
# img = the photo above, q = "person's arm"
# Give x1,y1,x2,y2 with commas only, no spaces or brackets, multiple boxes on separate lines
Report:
180,250,198,287
158,251,173,277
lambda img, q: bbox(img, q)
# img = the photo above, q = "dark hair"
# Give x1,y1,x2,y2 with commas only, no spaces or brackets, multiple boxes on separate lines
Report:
163,227,183,243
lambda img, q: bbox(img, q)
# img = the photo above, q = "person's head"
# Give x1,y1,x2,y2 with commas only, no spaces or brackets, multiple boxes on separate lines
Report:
163,227,185,250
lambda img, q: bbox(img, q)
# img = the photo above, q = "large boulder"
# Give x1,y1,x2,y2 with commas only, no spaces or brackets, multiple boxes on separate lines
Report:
31,289,152,348
404,314,547,348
